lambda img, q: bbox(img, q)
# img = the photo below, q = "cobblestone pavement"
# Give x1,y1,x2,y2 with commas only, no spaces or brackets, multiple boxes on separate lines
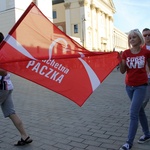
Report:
0,69,149,150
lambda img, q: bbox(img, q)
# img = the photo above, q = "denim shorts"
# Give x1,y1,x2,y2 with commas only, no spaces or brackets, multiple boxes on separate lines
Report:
0,90,15,117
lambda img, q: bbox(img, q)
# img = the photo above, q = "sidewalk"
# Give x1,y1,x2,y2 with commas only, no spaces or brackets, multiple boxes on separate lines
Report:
0,70,149,150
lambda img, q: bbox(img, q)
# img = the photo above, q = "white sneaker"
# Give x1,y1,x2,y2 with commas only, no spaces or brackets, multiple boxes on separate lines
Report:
120,143,132,150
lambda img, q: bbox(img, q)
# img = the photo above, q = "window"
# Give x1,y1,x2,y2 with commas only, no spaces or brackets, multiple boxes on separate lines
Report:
53,11,57,19
74,24,78,33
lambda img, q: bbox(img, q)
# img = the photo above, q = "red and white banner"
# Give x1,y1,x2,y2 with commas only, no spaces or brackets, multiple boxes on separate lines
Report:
0,2,120,106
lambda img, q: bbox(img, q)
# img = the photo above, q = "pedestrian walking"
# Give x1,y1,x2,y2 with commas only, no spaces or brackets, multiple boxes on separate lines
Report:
119,29,150,150
0,32,33,146
142,28,150,108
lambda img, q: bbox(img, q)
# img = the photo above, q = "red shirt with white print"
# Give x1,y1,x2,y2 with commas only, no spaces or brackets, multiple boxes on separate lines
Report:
122,47,150,86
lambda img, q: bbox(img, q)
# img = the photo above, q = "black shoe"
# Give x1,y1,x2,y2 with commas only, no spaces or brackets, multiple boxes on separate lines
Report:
138,135,150,144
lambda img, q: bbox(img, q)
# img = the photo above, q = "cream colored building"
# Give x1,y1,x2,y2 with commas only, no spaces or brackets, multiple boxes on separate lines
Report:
0,0,52,36
0,0,128,52
53,0,128,52
113,27,128,52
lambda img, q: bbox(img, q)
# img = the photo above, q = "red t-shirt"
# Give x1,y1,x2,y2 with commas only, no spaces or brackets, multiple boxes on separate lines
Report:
122,47,150,86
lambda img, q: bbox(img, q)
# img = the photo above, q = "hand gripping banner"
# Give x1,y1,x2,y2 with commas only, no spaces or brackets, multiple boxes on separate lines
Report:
0,2,120,106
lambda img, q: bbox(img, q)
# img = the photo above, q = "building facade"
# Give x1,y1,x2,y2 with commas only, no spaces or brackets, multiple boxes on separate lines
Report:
113,27,128,52
52,0,128,52
0,0,52,36
0,0,128,52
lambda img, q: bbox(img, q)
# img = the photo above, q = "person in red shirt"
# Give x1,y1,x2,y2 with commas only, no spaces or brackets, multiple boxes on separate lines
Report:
0,32,32,146
119,29,150,150
142,28,150,108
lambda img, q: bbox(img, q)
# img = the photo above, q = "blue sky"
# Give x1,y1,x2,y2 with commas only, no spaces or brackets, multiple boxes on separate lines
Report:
113,0,150,33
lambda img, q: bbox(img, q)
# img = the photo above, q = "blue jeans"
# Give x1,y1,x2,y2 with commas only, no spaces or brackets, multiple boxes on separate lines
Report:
126,85,150,146
143,78,150,108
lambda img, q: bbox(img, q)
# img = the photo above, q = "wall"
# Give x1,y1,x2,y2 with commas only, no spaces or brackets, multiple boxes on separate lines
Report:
0,0,52,36
0,0,16,36
113,27,128,52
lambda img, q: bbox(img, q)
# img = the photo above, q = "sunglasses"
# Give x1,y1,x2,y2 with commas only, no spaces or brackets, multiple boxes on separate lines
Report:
143,34,150,37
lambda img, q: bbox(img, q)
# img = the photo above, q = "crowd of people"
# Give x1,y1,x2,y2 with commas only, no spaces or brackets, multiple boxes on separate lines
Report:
0,27,150,149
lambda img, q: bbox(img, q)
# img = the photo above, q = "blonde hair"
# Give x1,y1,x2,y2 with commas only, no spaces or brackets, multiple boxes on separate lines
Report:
128,29,145,48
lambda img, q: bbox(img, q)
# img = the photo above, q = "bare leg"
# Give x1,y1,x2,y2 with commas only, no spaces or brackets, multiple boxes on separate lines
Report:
9,114,29,140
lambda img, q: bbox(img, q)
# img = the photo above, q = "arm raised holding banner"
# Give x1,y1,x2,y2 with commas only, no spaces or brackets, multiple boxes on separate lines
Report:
119,58,127,74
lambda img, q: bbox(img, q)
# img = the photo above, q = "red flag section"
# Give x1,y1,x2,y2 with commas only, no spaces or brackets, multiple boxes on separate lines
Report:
0,2,120,106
